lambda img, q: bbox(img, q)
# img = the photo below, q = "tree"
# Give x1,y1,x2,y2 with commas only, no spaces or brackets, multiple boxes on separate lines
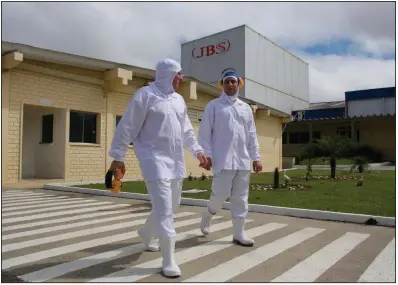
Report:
300,142,322,180
302,135,357,179
350,156,369,173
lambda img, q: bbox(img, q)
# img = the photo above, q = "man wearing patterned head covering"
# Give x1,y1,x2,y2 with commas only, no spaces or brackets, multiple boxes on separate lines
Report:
108,59,209,277
198,69,263,247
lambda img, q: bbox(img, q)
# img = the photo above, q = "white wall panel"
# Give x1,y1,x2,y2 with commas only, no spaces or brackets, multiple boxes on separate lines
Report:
245,80,308,114
347,97,395,117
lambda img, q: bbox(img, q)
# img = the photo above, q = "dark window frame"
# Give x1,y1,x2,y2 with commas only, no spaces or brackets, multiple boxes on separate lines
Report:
69,111,98,143
288,132,310,144
41,114,54,144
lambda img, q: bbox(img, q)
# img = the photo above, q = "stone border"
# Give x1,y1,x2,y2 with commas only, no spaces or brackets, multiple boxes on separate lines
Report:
43,182,395,228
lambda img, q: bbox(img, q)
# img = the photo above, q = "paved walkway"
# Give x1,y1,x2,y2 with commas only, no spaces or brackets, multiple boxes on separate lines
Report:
1,189,395,283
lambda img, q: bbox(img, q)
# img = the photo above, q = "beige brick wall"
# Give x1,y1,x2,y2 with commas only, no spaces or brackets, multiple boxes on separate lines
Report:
7,69,107,183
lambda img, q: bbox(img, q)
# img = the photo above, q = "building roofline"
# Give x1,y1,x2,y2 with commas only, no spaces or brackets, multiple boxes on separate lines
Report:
2,41,291,118
2,41,156,79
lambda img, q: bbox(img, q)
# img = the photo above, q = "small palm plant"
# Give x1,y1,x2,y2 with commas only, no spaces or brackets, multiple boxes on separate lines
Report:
350,156,369,173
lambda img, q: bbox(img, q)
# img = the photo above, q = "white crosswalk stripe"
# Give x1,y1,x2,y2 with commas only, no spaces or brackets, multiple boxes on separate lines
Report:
2,200,112,217
2,196,74,206
90,222,287,283
2,193,58,201
184,227,326,282
3,203,131,224
19,216,228,282
2,192,54,198
2,198,89,212
2,207,150,240
270,232,370,282
2,190,395,283
358,238,396,282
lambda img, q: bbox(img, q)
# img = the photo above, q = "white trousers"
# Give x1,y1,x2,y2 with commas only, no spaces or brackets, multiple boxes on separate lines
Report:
207,170,250,219
145,179,183,238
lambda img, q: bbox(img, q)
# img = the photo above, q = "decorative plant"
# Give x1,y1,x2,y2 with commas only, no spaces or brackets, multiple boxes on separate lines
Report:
350,156,369,173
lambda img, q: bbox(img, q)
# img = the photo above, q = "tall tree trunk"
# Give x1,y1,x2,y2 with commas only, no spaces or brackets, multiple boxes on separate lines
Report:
330,157,336,178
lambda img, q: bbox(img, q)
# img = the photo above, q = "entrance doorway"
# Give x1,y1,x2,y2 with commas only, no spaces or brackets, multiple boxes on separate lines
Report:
21,104,66,180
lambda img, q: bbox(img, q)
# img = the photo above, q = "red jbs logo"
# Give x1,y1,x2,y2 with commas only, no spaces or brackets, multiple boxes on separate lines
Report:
192,39,231,59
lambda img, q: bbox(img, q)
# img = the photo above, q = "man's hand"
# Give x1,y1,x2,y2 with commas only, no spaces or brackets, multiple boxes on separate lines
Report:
197,152,211,170
109,160,126,176
253,161,263,173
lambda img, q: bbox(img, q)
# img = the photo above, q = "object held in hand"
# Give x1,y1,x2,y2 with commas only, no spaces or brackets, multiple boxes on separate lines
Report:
105,167,124,193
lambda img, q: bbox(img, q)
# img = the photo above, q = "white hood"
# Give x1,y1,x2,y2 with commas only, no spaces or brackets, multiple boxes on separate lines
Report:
151,59,182,96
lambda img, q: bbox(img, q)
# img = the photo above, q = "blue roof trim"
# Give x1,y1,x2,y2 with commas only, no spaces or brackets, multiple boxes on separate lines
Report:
345,87,395,101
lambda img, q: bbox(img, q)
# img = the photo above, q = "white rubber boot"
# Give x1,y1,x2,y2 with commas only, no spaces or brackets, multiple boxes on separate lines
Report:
200,208,214,235
159,237,181,278
232,218,254,247
137,214,159,252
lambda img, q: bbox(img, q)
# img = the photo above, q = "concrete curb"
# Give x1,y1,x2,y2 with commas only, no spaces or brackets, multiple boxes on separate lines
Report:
43,183,395,228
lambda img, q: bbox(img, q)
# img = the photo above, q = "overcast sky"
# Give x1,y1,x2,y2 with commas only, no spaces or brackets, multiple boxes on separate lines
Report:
2,1,395,103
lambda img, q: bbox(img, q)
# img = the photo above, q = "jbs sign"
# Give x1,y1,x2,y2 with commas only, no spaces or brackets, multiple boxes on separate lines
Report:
192,39,231,59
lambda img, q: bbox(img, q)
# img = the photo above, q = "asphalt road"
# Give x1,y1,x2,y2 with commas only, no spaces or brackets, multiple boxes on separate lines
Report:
1,189,395,283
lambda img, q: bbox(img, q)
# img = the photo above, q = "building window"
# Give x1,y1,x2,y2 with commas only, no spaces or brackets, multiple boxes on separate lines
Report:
312,131,321,142
69,111,98,143
116,115,133,145
41,114,54,144
289,132,310,144
336,127,350,138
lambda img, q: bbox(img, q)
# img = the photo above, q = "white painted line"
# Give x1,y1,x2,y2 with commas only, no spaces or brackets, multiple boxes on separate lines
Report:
90,222,287,282
2,206,147,232
358,238,395,282
2,200,113,217
184,227,325,282
19,216,228,282
2,203,132,225
1,196,72,206
2,212,195,252
2,190,25,194
2,215,205,270
2,194,58,202
270,232,370,282
2,209,173,241
2,198,89,212
2,192,51,198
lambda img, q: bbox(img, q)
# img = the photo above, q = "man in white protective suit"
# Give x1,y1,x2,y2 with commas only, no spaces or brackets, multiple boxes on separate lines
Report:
107,58,209,278
197,69,263,247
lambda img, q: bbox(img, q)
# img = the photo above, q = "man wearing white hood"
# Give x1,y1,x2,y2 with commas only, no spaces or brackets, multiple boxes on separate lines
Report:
108,59,209,278
198,69,263,247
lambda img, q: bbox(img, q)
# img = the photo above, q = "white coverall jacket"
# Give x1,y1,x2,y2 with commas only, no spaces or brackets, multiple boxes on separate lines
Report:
108,60,203,182
198,93,261,175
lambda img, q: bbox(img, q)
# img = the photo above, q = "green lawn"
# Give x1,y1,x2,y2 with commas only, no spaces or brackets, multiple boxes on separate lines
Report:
79,170,395,217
